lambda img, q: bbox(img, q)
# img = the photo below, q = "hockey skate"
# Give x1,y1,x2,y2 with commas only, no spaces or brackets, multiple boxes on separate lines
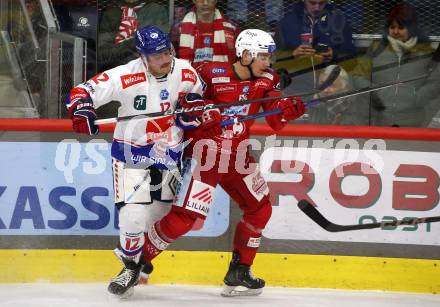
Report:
113,247,153,284
221,251,265,297
108,256,143,298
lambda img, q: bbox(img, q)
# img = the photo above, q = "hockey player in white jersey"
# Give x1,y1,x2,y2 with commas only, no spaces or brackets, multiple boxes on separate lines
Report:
66,25,205,297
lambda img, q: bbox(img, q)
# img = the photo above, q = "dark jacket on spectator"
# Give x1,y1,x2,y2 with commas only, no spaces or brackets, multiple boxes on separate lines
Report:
277,2,355,57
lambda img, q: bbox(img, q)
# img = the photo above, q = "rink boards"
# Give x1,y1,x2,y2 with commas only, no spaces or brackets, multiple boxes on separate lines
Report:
0,122,439,294
0,250,438,294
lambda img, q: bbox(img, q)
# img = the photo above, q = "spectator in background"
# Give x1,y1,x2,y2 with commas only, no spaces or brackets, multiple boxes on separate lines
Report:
169,6,189,49
420,40,440,127
53,0,98,79
176,0,238,69
277,0,355,62
273,0,355,96
355,2,437,127
98,0,169,70
307,65,369,125
226,0,284,33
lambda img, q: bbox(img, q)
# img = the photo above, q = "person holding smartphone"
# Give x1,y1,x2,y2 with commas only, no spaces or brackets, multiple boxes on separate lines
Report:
277,0,355,62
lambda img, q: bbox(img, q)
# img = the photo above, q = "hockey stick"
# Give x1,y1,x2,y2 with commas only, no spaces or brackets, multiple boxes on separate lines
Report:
90,68,349,125
297,199,440,232
222,73,428,125
94,93,300,125
222,66,360,125
95,74,427,126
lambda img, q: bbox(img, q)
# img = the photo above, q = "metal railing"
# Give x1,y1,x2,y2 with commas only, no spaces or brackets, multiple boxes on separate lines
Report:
52,31,87,118
0,0,86,118
0,30,38,118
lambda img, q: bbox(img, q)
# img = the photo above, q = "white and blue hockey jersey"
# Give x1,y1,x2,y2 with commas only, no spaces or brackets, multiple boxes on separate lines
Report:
68,57,204,170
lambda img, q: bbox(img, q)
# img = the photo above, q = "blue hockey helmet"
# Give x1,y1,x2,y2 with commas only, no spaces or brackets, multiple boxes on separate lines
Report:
135,25,172,56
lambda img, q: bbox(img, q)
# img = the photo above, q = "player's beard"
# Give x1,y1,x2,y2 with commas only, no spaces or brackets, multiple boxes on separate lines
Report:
158,62,172,76
161,62,171,70
149,61,172,77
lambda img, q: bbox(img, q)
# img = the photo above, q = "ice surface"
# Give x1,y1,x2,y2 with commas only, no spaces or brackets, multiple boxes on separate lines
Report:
0,284,439,307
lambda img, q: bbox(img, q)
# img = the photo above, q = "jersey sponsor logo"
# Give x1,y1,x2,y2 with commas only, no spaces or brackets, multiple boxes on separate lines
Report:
243,169,269,202
160,89,169,100
145,116,179,145
261,72,274,80
212,77,230,84
252,172,268,196
191,187,213,204
222,105,249,116
247,237,261,248
121,72,147,89
134,95,147,110
194,47,213,62
181,69,197,84
254,80,271,88
185,200,210,216
184,181,214,217
211,67,226,74
215,85,236,93
146,131,172,145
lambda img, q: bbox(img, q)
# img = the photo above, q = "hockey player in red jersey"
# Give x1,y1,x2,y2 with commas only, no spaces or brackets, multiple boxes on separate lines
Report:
141,29,305,297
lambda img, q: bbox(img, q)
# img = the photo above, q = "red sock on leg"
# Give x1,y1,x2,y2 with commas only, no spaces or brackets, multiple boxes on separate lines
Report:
233,202,272,265
143,208,200,262
233,221,262,265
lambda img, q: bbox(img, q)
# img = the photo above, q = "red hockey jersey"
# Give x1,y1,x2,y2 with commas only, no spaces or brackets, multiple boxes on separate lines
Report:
187,61,286,153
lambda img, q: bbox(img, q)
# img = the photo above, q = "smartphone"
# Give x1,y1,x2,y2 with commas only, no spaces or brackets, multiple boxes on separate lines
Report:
315,43,329,53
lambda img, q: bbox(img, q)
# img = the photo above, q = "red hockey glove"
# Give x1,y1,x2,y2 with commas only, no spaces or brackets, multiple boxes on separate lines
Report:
67,89,99,135
197,109,222,139
177,93,208,117
176,93,216,131
72,105,99,135
277,96,305,122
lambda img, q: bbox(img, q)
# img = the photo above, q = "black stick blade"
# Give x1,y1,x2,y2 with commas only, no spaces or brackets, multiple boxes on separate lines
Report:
297,200,440,232
297,200,382,232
